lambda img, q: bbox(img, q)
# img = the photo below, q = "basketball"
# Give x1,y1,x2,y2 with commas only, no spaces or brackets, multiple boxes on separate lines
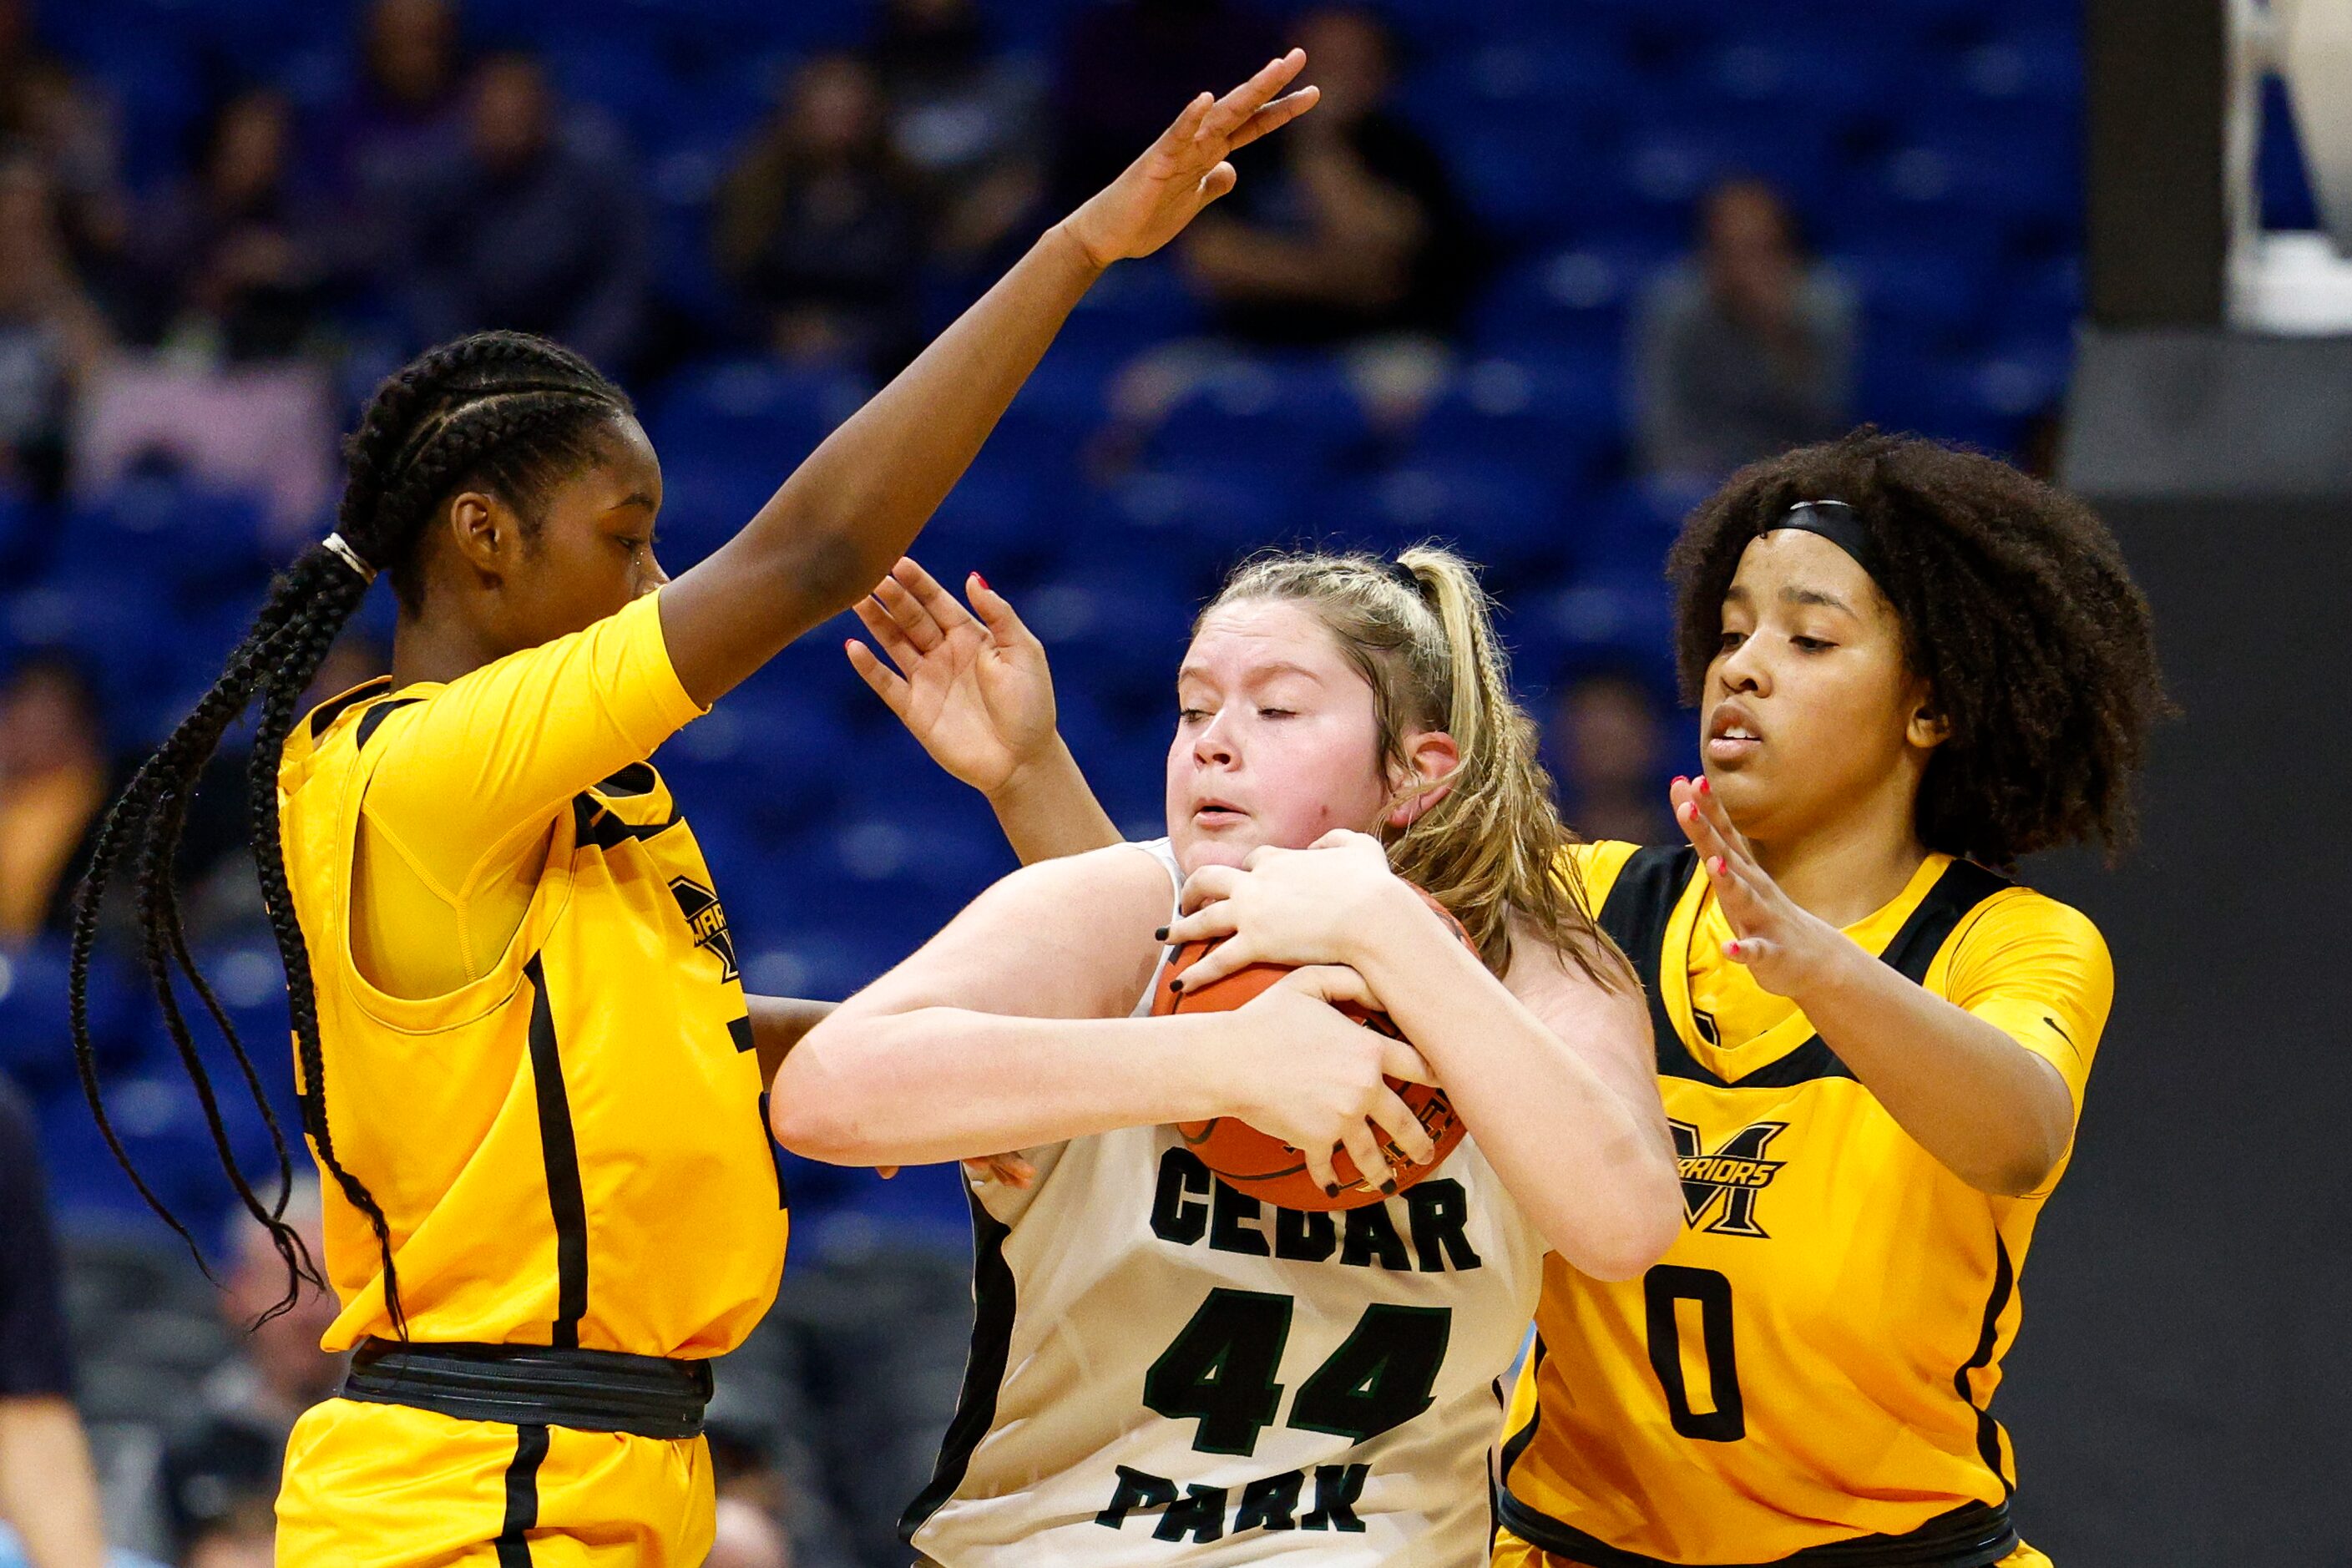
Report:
1151,887,1474,1211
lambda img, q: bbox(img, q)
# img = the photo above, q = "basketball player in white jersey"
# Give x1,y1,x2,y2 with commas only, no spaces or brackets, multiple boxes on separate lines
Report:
773,549,1677,1565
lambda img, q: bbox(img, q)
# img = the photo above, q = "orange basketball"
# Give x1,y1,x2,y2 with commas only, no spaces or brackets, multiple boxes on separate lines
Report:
1151,886,1474,1211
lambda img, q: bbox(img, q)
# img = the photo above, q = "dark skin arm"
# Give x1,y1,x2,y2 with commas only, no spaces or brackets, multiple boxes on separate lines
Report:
748,994,836,1089
658,54,1320,707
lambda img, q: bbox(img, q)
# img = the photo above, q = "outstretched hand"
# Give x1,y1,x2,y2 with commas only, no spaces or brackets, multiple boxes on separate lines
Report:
846,558,1059,796
1060,49,1320,267
1671,775,1839,998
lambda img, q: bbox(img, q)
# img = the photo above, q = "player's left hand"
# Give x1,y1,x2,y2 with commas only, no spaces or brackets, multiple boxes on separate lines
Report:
1671,774,1843,998
1165,829,1407,993
1059,50,1319,267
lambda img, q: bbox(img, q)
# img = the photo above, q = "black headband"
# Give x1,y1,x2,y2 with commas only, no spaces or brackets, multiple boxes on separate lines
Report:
1759,499,1882,584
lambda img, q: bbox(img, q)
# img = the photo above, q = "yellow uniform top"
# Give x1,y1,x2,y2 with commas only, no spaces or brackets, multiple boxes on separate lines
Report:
1502,842,2111,1566
277,590,788,1358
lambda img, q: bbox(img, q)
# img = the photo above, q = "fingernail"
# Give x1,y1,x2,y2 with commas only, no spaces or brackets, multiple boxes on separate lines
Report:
1324,1182,1342,1197
1672,775,1687,787
972,571,989,592
1380,1178,1398,1196
1682,802,1697,822
1711,856,1726,876
1168,978,1184,993
1153,926,1168,941
1727,940,1743,959
1697,776,1712,796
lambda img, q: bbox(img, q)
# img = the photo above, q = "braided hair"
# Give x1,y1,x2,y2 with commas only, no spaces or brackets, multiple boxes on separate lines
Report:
68,331,634,1327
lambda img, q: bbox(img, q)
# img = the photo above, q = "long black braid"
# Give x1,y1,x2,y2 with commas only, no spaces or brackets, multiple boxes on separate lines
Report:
68,331,634,1328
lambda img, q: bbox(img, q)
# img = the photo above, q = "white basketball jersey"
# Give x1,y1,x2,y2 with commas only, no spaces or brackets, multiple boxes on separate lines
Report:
903,841,1550,1566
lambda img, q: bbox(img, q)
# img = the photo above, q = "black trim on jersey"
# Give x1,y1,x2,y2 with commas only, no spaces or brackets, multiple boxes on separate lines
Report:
728,1016,756,1054
306,678,392,739
1496,1493,2017,1568
493,1422,549,1565
1955,1234,2017,1495
597,761,658,797
1593,848,2013,1088
523,954,589,1351
352,695,422,751
899,1191,1017,1545
569,794,680,852
1499,1333,1548,1480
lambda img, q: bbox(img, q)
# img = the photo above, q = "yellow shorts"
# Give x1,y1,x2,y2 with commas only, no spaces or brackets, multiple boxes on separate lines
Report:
1493,1525,2054,1568
276,1397,714,1566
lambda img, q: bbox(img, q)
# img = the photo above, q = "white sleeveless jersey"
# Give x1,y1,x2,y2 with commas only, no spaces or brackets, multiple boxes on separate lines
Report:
903,841,1550,1566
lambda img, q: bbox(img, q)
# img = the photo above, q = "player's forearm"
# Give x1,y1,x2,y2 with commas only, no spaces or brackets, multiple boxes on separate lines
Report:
771,1009,1232,1166
1353,915,1678,1280
0,1399,108,1568
985,736,1123,865
660,224,1105,704
1793,944,2075,1196
746,994,837,1087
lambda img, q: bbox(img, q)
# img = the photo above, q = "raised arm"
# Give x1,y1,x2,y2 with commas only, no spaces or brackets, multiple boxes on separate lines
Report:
845,558,1120,862
1166,833,1681,1281
659,55,1320,706
1672,776,2100,1196
770,845,1438,1194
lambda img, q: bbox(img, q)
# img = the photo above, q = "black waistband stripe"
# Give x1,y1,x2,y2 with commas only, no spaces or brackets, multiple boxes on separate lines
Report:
343,1339,713,1440
1498,1494,2018,1568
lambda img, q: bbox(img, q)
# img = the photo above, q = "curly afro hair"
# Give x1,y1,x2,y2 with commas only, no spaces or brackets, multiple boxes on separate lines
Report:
1665,428,2171,868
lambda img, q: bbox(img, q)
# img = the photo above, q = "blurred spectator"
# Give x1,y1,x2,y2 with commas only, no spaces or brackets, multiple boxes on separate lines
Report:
0,657,109,948
1183,7,1482,352
867,0,1045,271
126,89,336,362
1632,178,1856,482
1051,0,1280,209
156,1185,340,1567
708,1498,792,1568
387,52,648,373
0,1071,109,1568
0,156,115,500
716,55,923,372
0,0,129,291
1550,665,1678,847
72,360,336,542
314,0,466,218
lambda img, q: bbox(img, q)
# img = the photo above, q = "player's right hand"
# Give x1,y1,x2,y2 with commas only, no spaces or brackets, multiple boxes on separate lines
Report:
846,556,1059,797
1058,50,1319,267
1221,966,1440,1198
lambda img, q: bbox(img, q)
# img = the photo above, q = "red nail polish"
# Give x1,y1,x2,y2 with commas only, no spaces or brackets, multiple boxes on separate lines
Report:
1697,776,1712,796
1672,775,1687,787
972,571,989,591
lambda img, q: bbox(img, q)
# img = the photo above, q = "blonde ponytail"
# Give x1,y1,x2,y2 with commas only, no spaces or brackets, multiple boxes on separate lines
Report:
1205,545,1628,988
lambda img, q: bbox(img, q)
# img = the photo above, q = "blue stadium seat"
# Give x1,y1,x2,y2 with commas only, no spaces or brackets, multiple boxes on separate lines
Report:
56,478,273,607
1409,356,1621,485
1141,357,1371,477
648,359,868,482
1337,461,1571,584
1469,242,1672,357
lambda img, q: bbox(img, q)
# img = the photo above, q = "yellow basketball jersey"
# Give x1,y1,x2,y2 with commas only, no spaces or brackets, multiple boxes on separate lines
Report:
276,594,788,1358
1500,842,2110,1566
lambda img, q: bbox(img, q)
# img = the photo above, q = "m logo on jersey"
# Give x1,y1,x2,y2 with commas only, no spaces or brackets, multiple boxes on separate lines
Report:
1670,1120,1786,1237
669,877,739,984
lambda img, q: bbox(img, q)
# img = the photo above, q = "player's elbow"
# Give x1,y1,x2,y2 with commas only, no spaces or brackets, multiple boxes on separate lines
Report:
1970,1130,2068,1198
766,1029,884,1164
1551,1161,1682,1283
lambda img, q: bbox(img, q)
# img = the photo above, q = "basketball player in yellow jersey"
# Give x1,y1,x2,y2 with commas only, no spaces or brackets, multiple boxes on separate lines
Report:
1493,432,2170,1568
64,53,1326,1567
